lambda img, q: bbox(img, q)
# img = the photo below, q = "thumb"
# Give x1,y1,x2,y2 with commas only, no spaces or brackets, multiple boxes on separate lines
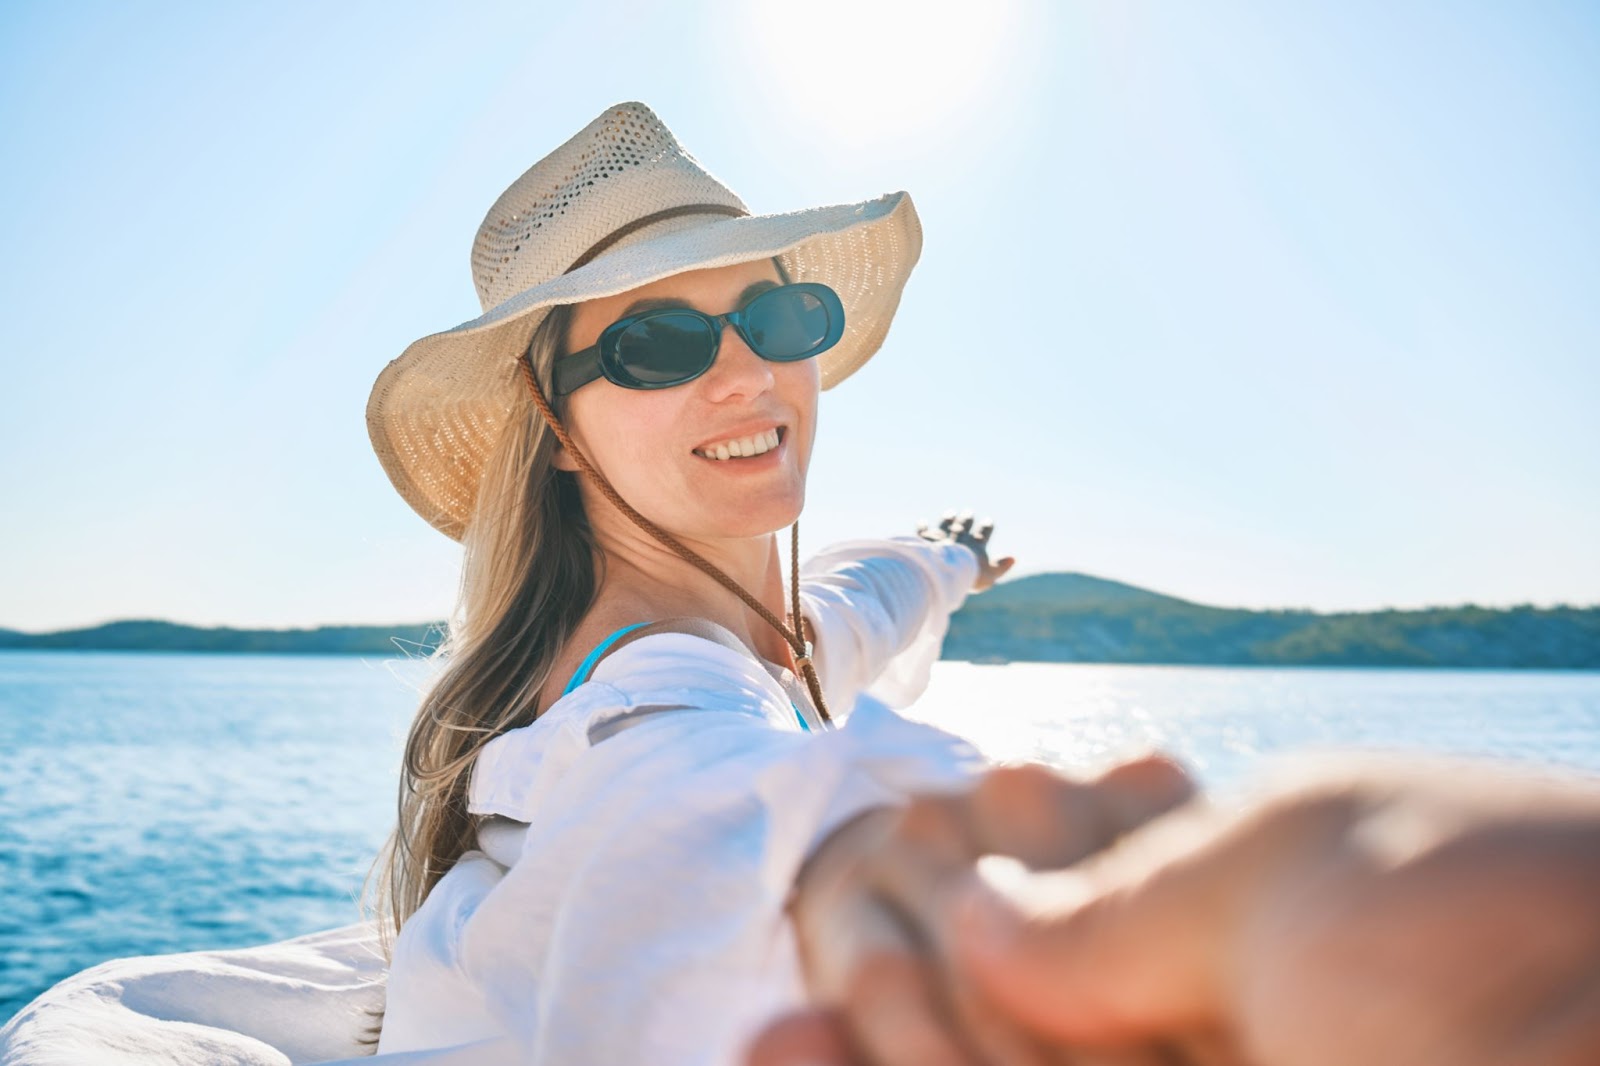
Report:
943,827,1227,1045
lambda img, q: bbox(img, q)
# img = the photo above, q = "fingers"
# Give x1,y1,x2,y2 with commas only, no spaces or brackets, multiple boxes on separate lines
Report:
796,785,1106,1066
1093,755,1200,846
744,1009,853,1066
856,757,1198,935
971,757,1196,870
842,792,1092,1066
943,800,1237,1047
791,811,994,1066
916,509,1016,582
836,899,987,1066
935,511,973,540
793,760,1203,1064
859,758,1198,1005
843,760,1200,1056
919,509,984,541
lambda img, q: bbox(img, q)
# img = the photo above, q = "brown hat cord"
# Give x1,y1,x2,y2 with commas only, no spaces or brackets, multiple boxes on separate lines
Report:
517,355,832,726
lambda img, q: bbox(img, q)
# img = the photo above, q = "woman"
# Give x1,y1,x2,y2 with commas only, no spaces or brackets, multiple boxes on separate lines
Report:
362,101,1015,1063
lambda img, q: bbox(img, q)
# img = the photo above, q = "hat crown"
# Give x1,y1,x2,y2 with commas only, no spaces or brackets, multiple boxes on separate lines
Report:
471,102,749,313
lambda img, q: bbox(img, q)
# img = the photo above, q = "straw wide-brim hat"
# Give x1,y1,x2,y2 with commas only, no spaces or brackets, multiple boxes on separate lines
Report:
367,101,923,541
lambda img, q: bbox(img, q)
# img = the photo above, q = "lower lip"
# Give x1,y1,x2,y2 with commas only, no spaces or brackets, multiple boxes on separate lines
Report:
692,432,786,472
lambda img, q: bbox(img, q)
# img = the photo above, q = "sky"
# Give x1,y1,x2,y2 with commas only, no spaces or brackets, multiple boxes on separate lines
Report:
1,1,1596,631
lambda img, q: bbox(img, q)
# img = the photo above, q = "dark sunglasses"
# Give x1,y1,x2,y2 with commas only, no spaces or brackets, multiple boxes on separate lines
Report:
551,282,845,395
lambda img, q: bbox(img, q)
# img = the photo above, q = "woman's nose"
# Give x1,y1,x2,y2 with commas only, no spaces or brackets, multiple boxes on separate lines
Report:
701,321,775,400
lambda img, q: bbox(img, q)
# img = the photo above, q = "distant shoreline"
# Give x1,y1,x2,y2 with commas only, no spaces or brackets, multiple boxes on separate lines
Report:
5,571,1597,669
2,647,1595,673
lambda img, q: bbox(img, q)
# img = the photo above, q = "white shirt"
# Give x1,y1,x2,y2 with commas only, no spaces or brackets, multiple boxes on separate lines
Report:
374,534,988,1065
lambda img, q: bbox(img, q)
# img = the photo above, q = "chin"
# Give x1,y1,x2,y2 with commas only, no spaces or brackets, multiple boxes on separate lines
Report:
710,496,805,539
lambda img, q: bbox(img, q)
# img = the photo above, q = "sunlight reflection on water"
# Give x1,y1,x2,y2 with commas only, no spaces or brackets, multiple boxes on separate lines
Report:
909,662,1600,794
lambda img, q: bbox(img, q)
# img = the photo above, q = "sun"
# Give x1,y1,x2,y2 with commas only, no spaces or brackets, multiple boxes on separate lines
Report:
729,0,1034,151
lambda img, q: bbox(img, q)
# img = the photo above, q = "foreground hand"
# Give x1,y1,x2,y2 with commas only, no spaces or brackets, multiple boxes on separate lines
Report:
756,756,1600,1066
770,756,1195,1066
917,509,1016,592
944,757,1600,1066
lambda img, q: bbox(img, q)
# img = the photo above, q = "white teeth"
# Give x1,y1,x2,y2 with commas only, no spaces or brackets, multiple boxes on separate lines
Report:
697,427,783,461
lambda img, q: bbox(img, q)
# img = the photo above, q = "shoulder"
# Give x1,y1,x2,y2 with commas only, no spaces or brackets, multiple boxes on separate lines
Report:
475,633,806,821
535,610,655,717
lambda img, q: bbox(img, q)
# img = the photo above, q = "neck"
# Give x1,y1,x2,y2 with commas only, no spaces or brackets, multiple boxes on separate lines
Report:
588,509,798,668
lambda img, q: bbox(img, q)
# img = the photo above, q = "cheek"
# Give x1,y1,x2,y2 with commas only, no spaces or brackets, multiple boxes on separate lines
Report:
580,396,689,487
785,363,821,455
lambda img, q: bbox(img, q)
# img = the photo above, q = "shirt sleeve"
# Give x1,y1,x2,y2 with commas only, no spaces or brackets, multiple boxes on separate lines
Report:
0,923,391,1066
799,534,981,718
380,635,991,1066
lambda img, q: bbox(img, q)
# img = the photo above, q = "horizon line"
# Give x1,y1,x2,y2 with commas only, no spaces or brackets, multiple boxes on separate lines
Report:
4,570,1597,636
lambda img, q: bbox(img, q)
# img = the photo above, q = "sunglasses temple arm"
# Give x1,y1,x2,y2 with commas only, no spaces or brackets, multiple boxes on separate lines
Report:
550,346,604,396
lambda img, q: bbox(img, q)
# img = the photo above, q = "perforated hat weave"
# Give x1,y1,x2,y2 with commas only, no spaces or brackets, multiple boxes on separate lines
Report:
367,101,923,541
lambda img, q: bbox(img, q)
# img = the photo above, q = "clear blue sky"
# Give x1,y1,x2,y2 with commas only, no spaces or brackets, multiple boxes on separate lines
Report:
2,1,1596,631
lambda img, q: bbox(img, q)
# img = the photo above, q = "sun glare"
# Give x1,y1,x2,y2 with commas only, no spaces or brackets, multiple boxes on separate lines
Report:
733,0,1034,151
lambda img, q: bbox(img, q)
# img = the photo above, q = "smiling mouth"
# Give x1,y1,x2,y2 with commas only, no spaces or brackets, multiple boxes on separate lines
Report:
692,425,787,462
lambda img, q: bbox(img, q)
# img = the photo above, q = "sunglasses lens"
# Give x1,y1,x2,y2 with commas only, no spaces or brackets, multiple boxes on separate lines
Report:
614,313,718,386
746,288,834,360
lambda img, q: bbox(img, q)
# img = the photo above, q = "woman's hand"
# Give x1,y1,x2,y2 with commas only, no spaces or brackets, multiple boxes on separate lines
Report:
775,757,1195,1066
917,509,1016,592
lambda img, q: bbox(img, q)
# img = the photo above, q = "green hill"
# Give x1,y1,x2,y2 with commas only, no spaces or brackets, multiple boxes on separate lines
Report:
0,619,444,656
2,575,1596,668
946,573,1600,668
972,571,1191,610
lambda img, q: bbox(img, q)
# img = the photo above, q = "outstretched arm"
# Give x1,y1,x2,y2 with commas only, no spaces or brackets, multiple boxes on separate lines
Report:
799,509,1015,717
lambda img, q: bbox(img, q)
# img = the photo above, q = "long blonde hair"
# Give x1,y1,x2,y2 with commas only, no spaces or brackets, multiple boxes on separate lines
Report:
359,302,588,1038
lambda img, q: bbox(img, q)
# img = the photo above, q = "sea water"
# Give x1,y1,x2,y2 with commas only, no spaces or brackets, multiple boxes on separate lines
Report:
3,650,1598,1020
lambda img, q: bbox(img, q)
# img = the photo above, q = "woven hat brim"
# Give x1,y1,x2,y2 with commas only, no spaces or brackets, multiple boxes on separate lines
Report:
367,190,921,541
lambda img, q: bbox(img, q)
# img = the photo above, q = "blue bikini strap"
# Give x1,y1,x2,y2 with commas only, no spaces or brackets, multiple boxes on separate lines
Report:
561,622,651,697
560,619,813,731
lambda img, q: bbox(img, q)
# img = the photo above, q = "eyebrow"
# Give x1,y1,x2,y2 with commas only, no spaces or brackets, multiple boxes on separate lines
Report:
620,279,780,319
